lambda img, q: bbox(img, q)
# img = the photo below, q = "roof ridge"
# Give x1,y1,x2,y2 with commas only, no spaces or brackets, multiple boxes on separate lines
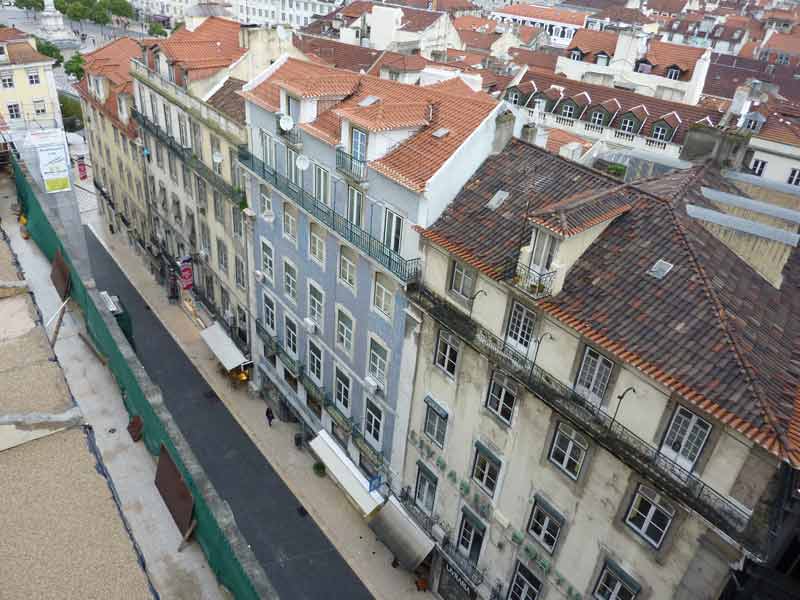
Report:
654,167,791,455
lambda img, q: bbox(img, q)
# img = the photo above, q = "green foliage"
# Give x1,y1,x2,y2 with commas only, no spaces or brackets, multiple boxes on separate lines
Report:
606,163,627,178
54,0,68,13
312,461,326,477
15,0,45,11
108,0,133,18
172,20,184,31
35,37,64,66
148,22,167,37
90,1,111,25
59,92,83,132
66,1,89,22
64,53,85,79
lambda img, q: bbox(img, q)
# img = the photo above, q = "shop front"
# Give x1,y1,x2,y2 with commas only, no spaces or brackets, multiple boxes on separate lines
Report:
438,558,478,600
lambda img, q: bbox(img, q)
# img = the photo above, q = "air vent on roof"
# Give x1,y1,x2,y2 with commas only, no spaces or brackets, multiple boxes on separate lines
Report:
432,127,450,138
359,95,379,107
647,259,674,280
487,190,509,210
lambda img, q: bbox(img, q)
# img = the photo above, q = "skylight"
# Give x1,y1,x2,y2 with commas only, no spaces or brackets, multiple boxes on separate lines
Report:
647,259,674,280
487,190,509,210
358,95,379,107
432,128,450,138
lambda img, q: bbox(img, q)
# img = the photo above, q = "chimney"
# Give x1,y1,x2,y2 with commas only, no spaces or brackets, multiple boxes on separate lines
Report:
679,127,749,170
613,29,648,66
520,123,549,148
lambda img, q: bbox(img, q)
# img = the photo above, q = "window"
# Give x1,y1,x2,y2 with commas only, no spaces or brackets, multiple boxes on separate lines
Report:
435,330,459,377
261,240,274,280
235,256,246,289
178,115,188,147
313,164,330,205
33,99,46,115
660,406,711,472
383,208,403,253
351,127,367,161
626,485,675,548
163,103,173,137
596,54,609,66
589,110,604,126
334,367,351,409
505,302,536,354
200,222,210,254
508,91,520,105
751,159,767,176
416,466,437,515
308,340,323,381
232,207,243,238
210,135,222,174
575,347,613,406
336,309,353,353
263,293,275,332
373,273,393,317
666,67,681,80
528,498,562,553
570,49,582,60
27,68,39,85
620,118,635,133
7,103,20,120
777,53,789,65
214,190,224,223
285,316,298,356
744,118,758,131
217,238,228,273
549,422,588,480
287,147,300,184
347,186,363,227
284,261,297,301
472,445,500,495
652,126,668,141
260,184,273,216
486,373,516,424
309,224,325,264
424,399,447,447
594,563,639,600
789,169,800,186
308,282,324,324
261,130,276,168
368,338,388,384
283,204,297,242
364,400,382,444
339,247,357,289
509,562,542,600
561,103,575,118
457,512,485,564
450,262,475,298
1,71,13,88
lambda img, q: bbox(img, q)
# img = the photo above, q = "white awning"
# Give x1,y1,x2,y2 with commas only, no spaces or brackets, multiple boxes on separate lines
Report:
309,430,384,518
369,495,435,571
200,321,247,371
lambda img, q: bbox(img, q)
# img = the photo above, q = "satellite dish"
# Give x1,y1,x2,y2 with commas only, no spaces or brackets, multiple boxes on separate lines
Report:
279,115,294,131
277,25,290,41
296,154,310,171
212,150,224,163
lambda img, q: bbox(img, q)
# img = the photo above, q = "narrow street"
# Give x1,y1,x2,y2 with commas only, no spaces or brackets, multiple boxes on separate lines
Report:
84,227,375,600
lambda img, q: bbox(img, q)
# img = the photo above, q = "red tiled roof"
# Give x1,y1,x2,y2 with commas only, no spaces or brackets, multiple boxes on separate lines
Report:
392,0,478,14
0,27,29,42
151,17,245,78
494,4,589,26
458,29,501,51
567,29,618,61
453,16,497,32
423,76,496,102
244,57,498,192
644,40,707,79
763,32,800,54
593,6,655,25
207,77,246,125
645,0,687,14
6,42,51,65
508,47,558,71
543,128,592,155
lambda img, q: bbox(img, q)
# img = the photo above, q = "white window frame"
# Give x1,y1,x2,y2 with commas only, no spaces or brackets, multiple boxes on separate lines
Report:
424,404,447,447
434,330,459,378
313,163,330,206
590,110,605,126
339,248,357,291
283,205,297,243
307,338,323,383
666,67,681,80
309,227,325,265
593,565,638,600
561,103,575,118
260,184,273,217
287,147,300,185
415,466,437,515
472,446,500,495
528,501,561,554
509,562,543,600
335,306,354,354
549,422,588,480
659,406,711,473
364,399,383,446
347,186,364,228
789,168,800,186
373,274,393,319
570,49,582,60
457,514,484,564
284,315,298,357
262,292,276,333
308,281,324,326
575,347,613,407
368,336,388,385
625,485,675,548
27,68,40,85
383,208,403,253
486,374,517,425
334,366,351,412
235,255,246,290
260,238,274,282
751,158,766,176
284,260,298,302
620,118,635,133
652,125,668,141
450,261,475,298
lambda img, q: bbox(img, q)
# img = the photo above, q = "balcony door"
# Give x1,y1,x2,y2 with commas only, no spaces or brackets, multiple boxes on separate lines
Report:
505,301,537,360
528,229,557,275
660,407,711,473
351,127,367,162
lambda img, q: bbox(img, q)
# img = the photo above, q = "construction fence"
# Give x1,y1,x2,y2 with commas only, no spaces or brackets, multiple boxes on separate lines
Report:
11,156,277,600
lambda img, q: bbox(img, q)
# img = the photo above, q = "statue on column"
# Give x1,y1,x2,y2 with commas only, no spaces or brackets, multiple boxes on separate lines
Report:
39,0,80,49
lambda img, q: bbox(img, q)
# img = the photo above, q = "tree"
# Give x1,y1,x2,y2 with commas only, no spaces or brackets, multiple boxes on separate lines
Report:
89,1,110,26
64,53,85,79
148,22,167,37
15,0,44,14
172,20,184,32
108,0,133,18
35,37,64,66
66,2,89,26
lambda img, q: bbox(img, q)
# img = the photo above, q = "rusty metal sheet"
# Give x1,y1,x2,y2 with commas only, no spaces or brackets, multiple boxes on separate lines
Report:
50,249,71,301
155,444,194,535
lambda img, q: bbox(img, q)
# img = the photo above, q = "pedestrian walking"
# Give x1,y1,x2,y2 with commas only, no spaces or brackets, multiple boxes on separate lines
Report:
265,406,274,427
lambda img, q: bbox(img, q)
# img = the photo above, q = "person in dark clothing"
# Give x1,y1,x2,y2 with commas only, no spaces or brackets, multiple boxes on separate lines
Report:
265,406,275,427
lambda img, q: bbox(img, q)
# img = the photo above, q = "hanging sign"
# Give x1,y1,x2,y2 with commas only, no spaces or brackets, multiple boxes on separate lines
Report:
180,257,193,290
27,129,71,193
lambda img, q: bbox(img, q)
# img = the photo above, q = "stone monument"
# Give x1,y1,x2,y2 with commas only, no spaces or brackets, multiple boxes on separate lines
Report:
39,0,80,49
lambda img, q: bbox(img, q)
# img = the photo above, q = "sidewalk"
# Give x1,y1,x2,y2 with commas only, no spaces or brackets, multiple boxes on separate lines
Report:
78,189,430,598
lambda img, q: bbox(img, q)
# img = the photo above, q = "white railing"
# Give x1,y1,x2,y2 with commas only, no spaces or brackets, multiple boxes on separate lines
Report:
130,59,246,140
526,108,681,157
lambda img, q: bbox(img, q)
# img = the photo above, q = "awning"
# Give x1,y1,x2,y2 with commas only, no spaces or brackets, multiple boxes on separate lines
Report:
369,495,435,571
200,321,247,371
309,430,383,518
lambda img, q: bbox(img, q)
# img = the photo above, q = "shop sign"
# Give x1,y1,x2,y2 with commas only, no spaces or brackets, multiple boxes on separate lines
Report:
439,560,476,600
179,256,193,290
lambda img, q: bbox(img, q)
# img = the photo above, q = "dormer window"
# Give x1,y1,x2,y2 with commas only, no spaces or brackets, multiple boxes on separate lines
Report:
561,104,575,118
745,118,758,131
351,127,367,161
596,53,609,66
590,110,605,126
636,61,652,74
619,118,636,133
0,44,6,59
508,91,520,105
666,67,681,80
570,49,583,61
652,125,668,141
287,94,301,121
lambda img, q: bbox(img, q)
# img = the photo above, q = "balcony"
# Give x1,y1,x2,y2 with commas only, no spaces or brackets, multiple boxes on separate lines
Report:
301,372,327,404
440,538,485,588
335,147,367,182
239,148,421,283
275,114,302,147
409,283,763,555
255,319,302,375
132,108,245,206
507,260,556,300
524,108,682,158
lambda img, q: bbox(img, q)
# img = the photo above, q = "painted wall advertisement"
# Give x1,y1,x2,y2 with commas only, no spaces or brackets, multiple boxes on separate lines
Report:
180,257,193,290
27,129,71,193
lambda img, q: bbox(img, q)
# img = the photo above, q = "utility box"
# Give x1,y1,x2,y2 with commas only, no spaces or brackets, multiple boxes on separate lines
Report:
100,291,135,352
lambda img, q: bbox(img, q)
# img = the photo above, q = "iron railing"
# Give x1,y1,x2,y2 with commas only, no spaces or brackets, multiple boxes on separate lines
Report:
409,283,762,555
132,109,245,205
300,371,327,404
399,492,440,539
239,148,421,283
440,538,485,588
275,114,302,146
506,260,557,300
255,319,302,375
335,147,367,181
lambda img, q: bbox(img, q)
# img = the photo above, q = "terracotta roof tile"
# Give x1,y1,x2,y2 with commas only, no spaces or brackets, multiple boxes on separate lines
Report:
152,17,245,78
206,77,246,125
0,27,29,42
644,40,707,79
333,100,432,131
543,128,592,154
494,4,589,26
453,16,497,32
6,42,52,65
763,32,800,54
567,29,618,61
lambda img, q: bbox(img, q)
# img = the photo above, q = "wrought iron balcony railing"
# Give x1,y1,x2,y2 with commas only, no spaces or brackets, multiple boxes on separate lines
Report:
301,372,327,404
506,260,556,300
335,147,367,181
275,114,302,146
239,148,421,283
255,319,302,375
440,538,485,588
132,108,245,205
409,283,762,555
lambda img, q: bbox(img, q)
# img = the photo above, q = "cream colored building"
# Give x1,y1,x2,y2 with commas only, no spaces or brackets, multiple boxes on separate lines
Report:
0,27,61,144
397,138,800,600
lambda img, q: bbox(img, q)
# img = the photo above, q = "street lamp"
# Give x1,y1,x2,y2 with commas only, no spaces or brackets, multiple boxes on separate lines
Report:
530,332,554,376
610,386,636,430
468,288,487,318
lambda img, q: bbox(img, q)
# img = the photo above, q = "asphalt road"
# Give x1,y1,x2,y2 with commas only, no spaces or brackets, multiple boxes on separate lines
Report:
85,227,374,600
